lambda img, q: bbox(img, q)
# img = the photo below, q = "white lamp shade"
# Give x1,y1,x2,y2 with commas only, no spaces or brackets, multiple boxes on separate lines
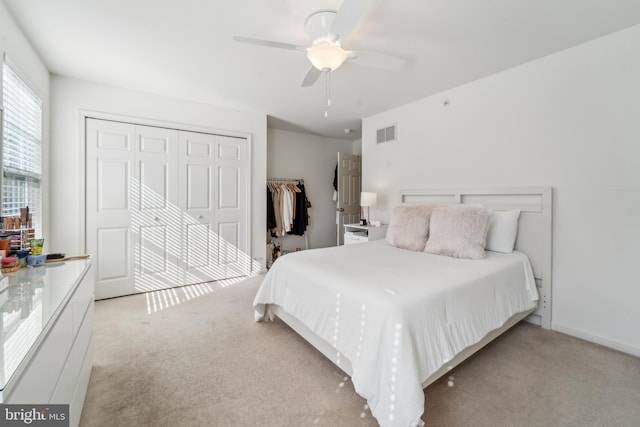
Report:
307,43,348,71
360,192,377,207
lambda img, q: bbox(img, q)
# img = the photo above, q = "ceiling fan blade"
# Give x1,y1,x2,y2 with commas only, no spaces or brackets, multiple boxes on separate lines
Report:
301,67,321,87
329,0,373,42
347,50,406,70
233,36,307,52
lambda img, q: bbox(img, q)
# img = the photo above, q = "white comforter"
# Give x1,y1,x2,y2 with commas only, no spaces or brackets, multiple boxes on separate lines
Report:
253,240,538,427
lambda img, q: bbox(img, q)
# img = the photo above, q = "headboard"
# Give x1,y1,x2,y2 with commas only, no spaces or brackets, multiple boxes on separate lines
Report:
399,187,552,329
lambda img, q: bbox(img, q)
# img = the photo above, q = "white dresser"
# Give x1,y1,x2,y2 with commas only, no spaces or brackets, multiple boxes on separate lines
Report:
0,259,94,427
344,223,388,245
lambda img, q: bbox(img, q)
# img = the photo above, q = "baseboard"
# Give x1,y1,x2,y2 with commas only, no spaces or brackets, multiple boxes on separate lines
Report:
552,323,640,358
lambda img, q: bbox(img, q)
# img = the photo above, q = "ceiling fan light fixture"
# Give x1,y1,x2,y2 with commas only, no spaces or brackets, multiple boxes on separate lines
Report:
307,43,348,71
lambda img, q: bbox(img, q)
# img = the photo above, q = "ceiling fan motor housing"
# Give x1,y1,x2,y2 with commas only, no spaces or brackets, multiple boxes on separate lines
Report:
305,11,338,45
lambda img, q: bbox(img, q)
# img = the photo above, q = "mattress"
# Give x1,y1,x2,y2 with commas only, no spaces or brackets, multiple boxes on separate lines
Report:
253,240,538,427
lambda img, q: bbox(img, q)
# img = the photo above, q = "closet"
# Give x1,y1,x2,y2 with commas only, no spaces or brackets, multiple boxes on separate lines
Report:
267,178,309,239
85,118,250,299
266,178,310,266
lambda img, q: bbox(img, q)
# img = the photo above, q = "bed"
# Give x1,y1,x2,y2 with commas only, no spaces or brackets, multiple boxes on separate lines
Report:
254,188,552,427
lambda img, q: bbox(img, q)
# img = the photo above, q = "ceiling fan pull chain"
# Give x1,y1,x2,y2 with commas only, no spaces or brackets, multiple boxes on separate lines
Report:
324,68,330,118
327,70,331,107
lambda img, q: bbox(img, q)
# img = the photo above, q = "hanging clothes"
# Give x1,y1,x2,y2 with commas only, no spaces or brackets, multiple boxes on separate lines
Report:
266,187,276,230
275,185,283,235
268,183,282,237
267,179,311,238
289,183,309,236
333,164,338,201
281,184,293,234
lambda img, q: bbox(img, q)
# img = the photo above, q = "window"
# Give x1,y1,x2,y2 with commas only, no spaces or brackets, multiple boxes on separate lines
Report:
1,61,42,234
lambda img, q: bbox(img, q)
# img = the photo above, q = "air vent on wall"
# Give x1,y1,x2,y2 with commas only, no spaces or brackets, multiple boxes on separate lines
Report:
376,124,397,143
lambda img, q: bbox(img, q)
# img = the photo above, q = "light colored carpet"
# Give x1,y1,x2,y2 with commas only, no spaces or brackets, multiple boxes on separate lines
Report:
80,275,640,427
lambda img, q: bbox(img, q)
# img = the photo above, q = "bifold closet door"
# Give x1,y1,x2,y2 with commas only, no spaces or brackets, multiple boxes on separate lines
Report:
87,119,180,298
133,125,180,293
87,118,250,300
178,131,249,283
86,119,136,298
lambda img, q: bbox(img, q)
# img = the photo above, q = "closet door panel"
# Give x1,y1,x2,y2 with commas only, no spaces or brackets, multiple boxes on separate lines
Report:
217,221,240,265
96,227,129,282
179,131,217,284
139,162,169,210
213,135,249,278
133,125,180,292
185,223,211,269
139,225,168,274
218,166,239,209
187,164,211,210
86,119,136,299
97,159,129,210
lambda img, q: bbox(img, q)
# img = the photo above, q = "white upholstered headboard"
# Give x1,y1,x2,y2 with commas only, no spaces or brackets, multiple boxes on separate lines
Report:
399,187,552,329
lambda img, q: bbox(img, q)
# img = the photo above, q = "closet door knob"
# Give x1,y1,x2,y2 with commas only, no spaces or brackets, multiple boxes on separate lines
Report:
198,215,204,219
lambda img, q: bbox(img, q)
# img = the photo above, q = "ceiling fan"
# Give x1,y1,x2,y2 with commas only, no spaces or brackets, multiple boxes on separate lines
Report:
233,0,405,88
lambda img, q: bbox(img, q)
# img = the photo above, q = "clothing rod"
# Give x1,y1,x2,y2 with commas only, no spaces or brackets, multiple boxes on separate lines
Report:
267,178,304,183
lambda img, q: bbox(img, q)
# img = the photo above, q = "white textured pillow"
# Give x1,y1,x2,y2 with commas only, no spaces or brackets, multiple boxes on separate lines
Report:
485,209,521,253
424,206,491,259
386,204,437,251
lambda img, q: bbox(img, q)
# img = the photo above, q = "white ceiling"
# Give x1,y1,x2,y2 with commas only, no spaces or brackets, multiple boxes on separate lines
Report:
3,0,640,139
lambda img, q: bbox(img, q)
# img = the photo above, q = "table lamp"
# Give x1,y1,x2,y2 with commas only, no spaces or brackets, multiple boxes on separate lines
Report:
360,192,377,225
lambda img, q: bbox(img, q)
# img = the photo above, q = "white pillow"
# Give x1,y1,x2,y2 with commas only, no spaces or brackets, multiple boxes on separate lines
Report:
386,204,438,251
485,209,521,253
424,206,491,259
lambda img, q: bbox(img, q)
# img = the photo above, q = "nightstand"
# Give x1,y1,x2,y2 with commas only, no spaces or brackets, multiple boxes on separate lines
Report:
344,223,388,245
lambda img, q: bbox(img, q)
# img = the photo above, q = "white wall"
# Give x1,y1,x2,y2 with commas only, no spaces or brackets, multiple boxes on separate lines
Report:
352,139,362,156
362,25,640,356
49,75,268,269
267,129,354,251
0,2,50,242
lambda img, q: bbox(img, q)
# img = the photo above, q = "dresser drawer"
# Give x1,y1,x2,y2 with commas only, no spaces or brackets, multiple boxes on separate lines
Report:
344,233,368,245
7,304,75,403
343,224,388,245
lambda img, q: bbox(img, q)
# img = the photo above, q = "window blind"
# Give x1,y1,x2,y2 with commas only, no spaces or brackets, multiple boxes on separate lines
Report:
2,61,42,233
